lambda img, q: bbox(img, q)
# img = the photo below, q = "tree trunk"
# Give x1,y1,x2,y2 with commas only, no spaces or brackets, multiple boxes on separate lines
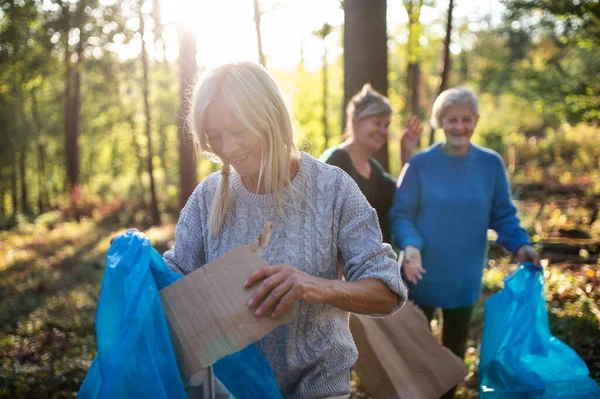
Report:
428,0,454,145
253,0,266,67
11,156,18,216
177,24,198,210
460,48,468,82
31,89,47,213
322,48,329,149
152,0,170,71
19,145,31,215
140,1,160,225
405,0,423,118
129,114,146,205
320,24,331,149
158,123,167,173
343,0,389,170
63,1,82,216
407,62,421,116
37,142,47,214
0,167,5,216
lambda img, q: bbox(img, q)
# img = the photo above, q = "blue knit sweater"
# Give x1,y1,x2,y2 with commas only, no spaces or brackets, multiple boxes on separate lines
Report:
389,143,530,308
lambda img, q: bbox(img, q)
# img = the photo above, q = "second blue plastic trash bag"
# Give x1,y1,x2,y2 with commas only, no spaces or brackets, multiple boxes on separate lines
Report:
479,262,600,398
77,231,282,399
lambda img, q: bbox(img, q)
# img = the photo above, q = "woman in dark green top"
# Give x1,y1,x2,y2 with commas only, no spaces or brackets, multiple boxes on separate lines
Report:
320,83,422,244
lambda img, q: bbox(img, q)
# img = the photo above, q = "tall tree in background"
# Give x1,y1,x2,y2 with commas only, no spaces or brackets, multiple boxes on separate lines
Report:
61,1,82,206
152,0,169,70
253,0,266,67
177,24,198,210
404,0,424,118
45,0,124,209
31,89,49,214
343,0,389,170
139,0,160,224
428,0,454,145
315,23,332,148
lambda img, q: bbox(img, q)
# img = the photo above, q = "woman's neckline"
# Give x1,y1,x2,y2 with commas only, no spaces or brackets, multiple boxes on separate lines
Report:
338,145,374,180
231,152,306,206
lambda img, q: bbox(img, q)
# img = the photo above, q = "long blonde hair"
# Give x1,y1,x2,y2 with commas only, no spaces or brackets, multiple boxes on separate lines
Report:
191,62,301,236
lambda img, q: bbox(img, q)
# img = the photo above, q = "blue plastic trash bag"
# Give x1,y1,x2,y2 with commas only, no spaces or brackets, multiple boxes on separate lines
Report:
479,262,600,398
77,231,186,399
214,344,283,399
78,231,283,399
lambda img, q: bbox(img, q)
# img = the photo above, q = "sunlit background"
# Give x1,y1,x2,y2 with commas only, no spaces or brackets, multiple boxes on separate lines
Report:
113,0,504,69
1,0,599,397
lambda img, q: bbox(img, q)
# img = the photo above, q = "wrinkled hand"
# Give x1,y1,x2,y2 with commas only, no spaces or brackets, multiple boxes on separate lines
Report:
244,264,325,319
402,245,425,285
110,228,140,245
516,244,541,267
400,116,423,160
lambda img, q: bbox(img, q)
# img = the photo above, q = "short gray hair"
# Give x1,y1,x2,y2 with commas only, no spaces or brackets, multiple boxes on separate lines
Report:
430,87,479,129
346,83,392,123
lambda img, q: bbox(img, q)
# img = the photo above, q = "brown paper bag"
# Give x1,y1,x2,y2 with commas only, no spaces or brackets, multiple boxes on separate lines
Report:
159,243,295,380
350,301,468,399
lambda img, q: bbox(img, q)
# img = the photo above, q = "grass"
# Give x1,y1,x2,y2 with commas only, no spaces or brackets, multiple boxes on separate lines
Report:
0,200,598,398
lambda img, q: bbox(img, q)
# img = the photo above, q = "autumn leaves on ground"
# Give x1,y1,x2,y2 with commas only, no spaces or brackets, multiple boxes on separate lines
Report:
1,193,598,399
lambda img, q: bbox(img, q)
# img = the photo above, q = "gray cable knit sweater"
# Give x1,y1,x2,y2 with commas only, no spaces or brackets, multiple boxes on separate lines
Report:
163,152,407,399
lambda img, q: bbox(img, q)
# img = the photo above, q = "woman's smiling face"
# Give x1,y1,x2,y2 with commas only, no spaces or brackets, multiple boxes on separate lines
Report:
204,96,263,179
353,114,391,153
440,104,478,154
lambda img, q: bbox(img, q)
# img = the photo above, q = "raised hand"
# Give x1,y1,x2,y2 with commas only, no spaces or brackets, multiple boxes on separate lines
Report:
400,115,423,165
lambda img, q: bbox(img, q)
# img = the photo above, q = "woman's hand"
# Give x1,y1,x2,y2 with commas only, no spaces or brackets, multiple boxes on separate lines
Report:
110,228,140,244
516,244,541,267
400,115,423,165
402,245,425,284
244,264,325,319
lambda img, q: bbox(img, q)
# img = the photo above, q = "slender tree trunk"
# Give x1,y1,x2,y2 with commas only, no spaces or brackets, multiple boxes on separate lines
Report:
140,2,160,225
253,0,266,67
158,123,167,173
64,33,74,191
63,3,81,209
31,89,47,213
321,29,329,149
407,62,421,116
428,0,454,145
37,142,47,213
0,167,5,216
405,0,423,118
129,114,146,205
177,24,197,210
438,0,454,95
19,147,30,214
152,0,170,72
343,0,389,170
11,156,18,216
460,48,468,82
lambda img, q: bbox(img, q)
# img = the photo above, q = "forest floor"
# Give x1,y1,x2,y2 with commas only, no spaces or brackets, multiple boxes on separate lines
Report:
0,193,598,398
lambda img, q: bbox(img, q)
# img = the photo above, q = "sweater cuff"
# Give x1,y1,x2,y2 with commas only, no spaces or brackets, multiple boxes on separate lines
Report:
513,241,532,254
402,237,422,251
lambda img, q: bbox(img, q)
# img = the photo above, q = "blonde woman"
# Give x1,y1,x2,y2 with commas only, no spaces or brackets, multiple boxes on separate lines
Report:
320,84,422,244
163,62,406,399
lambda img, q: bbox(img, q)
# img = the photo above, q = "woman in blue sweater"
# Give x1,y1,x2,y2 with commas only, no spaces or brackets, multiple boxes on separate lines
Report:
389,87,540,368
